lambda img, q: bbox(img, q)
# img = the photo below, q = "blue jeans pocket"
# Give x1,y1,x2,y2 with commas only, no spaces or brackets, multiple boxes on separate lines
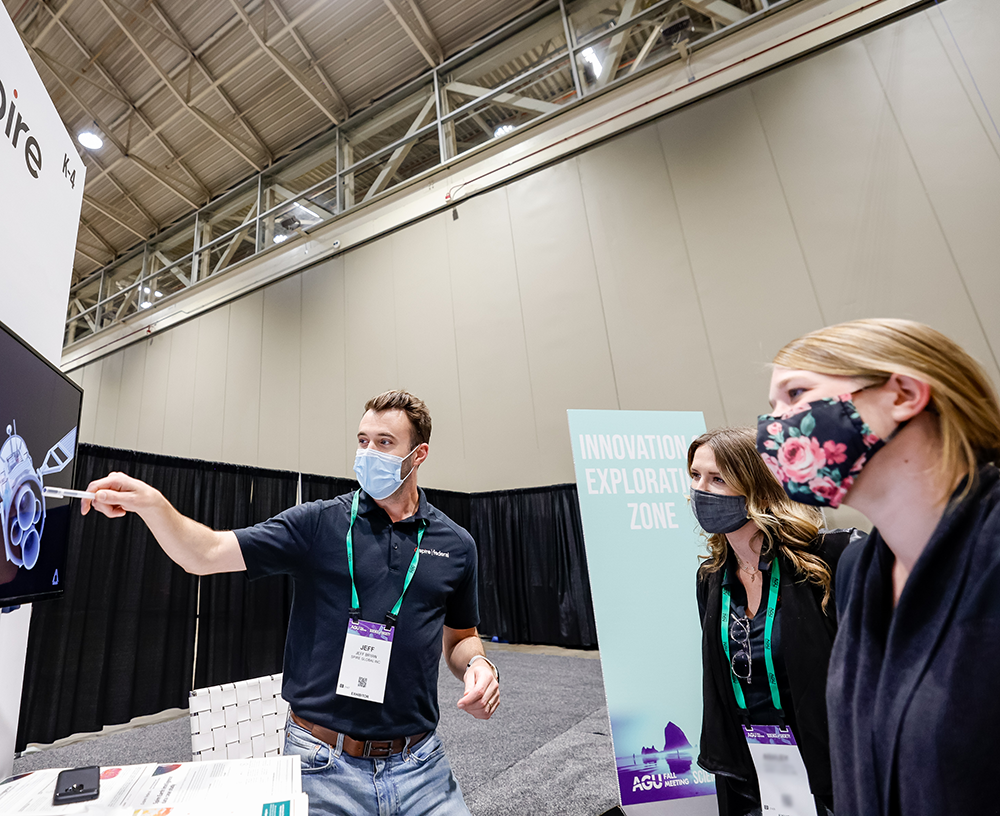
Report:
405,732,444,765
283,723,337,773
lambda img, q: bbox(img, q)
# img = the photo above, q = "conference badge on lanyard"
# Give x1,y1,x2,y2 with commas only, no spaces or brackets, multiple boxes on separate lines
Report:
335,491,426,705
721,558,818,816
337,619,395,703
741,725,816,816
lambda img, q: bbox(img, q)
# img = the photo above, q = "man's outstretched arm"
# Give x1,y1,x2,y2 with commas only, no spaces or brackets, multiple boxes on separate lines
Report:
81,471,246,576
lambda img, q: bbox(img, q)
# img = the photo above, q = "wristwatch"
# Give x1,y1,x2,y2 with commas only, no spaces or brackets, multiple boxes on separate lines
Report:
467,654,500,683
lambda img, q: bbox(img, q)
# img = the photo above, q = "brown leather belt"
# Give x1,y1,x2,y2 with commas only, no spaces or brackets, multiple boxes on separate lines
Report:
290,711,427,758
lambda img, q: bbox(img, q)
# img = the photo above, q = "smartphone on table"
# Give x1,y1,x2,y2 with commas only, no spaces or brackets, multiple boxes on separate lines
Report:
52,765,100,805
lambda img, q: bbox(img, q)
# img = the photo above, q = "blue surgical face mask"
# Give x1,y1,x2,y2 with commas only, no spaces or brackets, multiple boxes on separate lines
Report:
353,445,419,500
690,489,750,534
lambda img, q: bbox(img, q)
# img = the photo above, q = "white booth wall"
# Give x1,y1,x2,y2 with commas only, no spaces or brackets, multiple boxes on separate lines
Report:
67,1,1000,498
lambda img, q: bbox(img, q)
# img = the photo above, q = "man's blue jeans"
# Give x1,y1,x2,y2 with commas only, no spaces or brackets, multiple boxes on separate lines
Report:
283,716,472,816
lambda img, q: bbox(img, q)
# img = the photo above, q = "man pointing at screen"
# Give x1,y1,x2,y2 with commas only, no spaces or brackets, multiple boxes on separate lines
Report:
83,389,499,816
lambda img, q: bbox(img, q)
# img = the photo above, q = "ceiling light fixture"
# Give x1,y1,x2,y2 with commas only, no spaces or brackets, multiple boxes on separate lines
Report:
494,124,516,138
581,47,603,79
78,131,103,150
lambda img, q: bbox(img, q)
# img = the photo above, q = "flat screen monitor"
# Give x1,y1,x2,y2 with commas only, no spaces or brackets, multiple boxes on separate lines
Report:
0,319,82,606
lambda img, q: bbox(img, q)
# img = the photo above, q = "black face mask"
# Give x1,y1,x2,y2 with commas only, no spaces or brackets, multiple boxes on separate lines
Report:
690,489,749,534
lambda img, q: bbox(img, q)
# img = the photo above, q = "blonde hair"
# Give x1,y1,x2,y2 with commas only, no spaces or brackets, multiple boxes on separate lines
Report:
774,318,1000,499
689,427,834,610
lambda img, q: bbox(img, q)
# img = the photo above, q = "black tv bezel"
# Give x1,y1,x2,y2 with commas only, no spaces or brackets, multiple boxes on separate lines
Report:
0,317,83,607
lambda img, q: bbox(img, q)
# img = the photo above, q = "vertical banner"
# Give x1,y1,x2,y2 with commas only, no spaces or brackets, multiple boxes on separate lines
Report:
1,5,86,781
568,410,715,815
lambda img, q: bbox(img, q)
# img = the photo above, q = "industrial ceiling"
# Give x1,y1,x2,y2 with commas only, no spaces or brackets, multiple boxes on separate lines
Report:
3,0,543,283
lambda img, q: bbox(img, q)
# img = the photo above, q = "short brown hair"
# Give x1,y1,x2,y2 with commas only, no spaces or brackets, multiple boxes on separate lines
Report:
364,390,432,448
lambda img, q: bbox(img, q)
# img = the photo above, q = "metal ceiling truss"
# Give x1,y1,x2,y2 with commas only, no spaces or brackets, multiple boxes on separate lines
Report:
57,0,791,350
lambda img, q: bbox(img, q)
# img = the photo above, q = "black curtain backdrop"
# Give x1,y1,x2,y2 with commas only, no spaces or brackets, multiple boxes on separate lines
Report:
17,445,597,750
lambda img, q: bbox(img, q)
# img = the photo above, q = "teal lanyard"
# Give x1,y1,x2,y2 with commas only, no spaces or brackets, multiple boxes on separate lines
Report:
720,557,783,715
346,490,427,628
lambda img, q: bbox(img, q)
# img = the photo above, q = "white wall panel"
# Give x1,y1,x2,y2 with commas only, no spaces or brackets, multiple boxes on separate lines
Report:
191,307,232,463
136,334,173,454
506,160,619,485
93,351,124,446
343,237,398,472
445,189,539,491
115,342,147,452
77,359,103,445
300,257,348,478
390,215,466,490
862,15,1000,377
222,294,263,465
577,126,727,427
162,320,200,457
656,88,825,424
259,276,302,472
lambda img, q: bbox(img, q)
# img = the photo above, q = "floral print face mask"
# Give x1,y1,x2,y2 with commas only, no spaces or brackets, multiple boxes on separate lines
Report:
756,392,887,509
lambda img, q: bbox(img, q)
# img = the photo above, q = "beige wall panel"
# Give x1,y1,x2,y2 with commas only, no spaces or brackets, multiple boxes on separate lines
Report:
577,125,727,426
222,293,264,466
750,38,999,386
300,257,349,479
77,359,103,444
343,239,398,476
656,88,824,424
506,160,619,485
161,320,200,457
862,16,1000,379
93,351,124,446
136,334,173,454
114,342,147,452
930,0,1000,155
189,307,231,463
445,189,539,492
67,369,83,387
258,276,303,472
390,215,466,491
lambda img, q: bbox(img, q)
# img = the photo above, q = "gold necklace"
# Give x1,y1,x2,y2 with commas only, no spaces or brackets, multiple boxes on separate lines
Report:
735,557,760,581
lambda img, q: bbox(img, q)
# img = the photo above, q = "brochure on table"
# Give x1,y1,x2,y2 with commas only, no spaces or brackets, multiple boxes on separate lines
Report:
0,756,305,815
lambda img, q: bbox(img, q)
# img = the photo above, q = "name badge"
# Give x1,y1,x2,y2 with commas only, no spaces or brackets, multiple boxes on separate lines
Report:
336,619,394,704
741,725,817,816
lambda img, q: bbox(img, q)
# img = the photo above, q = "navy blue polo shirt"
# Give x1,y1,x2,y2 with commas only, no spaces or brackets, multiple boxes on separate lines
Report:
235,488,479,739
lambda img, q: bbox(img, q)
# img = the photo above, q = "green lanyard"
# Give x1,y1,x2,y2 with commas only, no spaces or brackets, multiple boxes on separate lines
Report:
346,490,427,628
720,556,783,715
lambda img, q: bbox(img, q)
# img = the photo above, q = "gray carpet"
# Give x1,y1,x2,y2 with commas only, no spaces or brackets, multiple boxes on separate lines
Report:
13,648,619,816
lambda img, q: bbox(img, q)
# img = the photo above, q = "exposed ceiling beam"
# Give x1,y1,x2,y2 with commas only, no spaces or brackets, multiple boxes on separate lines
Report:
145,0,274,163
29,0,211,200
262,0,328,47
30,45,204,210
595,0,641,90
269,0,349,120
28,0,77,48
79,215,118,257
83,195,149,240
382,0,438,68
78,151,160,233
406,0,444,64
445,81,560,115
97,0,267,172
226,0,342,125
363,94,436,201
680,0,748,26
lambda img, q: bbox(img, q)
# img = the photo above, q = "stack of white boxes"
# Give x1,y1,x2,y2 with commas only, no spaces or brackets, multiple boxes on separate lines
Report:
189,673,288,760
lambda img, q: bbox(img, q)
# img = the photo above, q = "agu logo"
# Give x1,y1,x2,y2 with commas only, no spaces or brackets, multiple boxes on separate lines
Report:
0,76,42,179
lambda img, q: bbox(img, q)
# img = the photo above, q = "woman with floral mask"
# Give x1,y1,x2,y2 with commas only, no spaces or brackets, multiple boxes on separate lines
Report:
690,427,862,816
759,318,1000,816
